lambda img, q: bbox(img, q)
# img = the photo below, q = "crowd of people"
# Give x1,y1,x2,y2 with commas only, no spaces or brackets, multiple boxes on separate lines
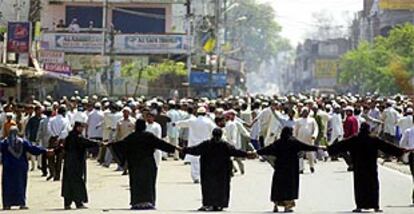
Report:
0,92,413,212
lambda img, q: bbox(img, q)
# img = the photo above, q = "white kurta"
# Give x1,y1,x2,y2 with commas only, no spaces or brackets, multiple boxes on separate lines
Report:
329,113,344,145
264,111,282,146
176,116,216,181
397,115,413,134
146,122,162,167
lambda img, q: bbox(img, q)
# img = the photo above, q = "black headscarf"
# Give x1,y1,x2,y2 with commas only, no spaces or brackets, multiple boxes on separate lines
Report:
135,119,147,132
212,128,223,142
359,122,371,137
280,127,293,142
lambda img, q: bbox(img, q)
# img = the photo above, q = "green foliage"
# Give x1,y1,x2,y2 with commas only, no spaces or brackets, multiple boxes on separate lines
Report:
121,60,186,81
0,26,6,34
339,23,414,95
226,0,291,70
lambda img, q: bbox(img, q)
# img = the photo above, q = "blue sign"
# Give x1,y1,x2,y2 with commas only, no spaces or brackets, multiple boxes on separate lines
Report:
190,71,227,88
7,22,31,53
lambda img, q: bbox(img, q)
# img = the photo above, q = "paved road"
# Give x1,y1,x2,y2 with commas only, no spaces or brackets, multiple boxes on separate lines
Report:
2,159,414,213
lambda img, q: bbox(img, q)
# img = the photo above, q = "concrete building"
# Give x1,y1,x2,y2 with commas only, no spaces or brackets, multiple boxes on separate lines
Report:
351,0,414,46
292,38,351,92
38,0,190,97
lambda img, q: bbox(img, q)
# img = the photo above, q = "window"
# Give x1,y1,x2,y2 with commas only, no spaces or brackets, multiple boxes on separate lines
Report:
112,8,166,34
66,6,103,28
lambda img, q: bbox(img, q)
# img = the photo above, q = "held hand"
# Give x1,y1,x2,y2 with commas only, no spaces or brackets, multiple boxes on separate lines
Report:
318,146,327,151
246,151,258,159
175,146,183,152
46,149,55,157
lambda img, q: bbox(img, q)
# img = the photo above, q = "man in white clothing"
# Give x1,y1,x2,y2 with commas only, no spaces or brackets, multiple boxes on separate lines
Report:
382,101,399,161
225,110,251,175
102,104,123,168
146,112,163,167
328,105,344,161
397,108,413,138
47,106,71,181
86,103,104,159
399,121,414,205
175,107,216,183
166,101,181,160
295,107,318,173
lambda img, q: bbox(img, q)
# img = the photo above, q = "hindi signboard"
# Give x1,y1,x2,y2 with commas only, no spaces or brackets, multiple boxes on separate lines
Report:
39,50,65,64
314,59,338,79
42,33,107,53
44,63,72,75
7,22,31,53
117,34,187,54
379,0,414,10
190,71,227,88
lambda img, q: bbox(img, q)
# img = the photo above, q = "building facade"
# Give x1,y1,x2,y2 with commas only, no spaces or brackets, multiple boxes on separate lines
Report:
292,38,351,92
37,0,190,96
351,0,414,46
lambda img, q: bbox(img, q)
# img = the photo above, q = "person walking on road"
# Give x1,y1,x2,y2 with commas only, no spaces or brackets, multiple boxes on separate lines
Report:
61,122,101,210
328,123,406,213
1,126,48,210
110,119,179,210
257,127,323,213
183,128,255,212
175,107,216,183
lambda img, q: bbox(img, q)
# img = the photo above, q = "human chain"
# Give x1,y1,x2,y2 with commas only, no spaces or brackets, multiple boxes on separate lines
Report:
0,93,413,212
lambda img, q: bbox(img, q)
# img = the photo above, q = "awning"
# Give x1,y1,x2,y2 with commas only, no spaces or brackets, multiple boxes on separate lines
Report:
0,64,86,87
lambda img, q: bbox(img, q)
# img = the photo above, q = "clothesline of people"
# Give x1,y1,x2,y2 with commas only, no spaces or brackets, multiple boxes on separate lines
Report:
0,92,413,212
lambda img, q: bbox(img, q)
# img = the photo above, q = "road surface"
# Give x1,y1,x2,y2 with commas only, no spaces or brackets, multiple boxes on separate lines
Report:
2,159,413,213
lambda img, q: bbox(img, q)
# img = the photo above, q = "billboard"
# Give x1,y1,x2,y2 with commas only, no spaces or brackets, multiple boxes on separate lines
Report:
39,50,65,64
44,63,72,75
7,22,31,53
116,34,187,54
42,33,188,54
190,71,227,88
314,59,338,79
379,0,414,10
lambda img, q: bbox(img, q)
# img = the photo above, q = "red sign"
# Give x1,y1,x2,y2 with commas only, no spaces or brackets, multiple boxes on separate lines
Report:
7,22,31,53
44,63,71,75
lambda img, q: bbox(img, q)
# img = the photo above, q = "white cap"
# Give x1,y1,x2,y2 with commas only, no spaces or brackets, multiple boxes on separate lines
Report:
407,108,413,113
94,102,102,108
197,107,207,114
224,109,237,115
122,106,132,113
168,100,176,105
344,106,354,112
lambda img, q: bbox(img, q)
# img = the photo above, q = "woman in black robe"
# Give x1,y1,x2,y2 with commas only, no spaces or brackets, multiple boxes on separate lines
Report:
111,119,177,210
183,128,254,212
61,122,100,210
257,127,321,213
328,122,405,213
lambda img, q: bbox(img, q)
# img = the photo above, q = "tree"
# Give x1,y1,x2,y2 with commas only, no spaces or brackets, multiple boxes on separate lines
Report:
122,60,186,96
225,0,291,71
339,24,414,95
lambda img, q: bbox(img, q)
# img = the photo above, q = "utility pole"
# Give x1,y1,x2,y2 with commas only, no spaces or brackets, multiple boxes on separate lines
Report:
101,0,115,96
185,0,192,96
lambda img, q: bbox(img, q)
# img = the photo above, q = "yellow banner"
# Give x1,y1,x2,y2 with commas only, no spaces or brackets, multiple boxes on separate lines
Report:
203,38,216,53
380,0,414,10
315,59,338,79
